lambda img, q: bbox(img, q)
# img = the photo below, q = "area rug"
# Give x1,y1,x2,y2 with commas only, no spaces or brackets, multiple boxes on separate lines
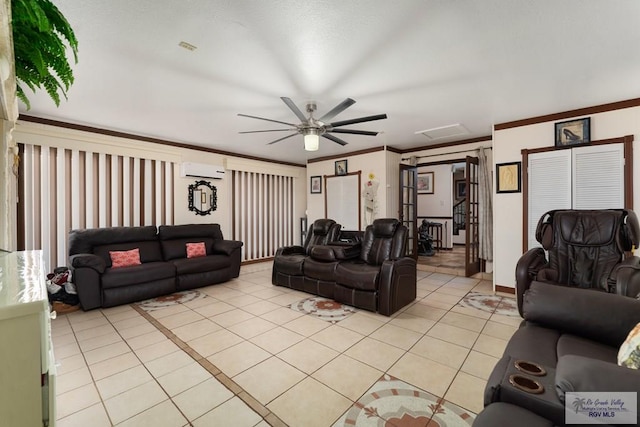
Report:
333,375,474,426
289,297,357,323
457,292,518,317
136,290,207,312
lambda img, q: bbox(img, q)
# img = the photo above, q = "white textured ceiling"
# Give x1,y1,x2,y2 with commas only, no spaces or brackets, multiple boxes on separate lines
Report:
19,0,640,164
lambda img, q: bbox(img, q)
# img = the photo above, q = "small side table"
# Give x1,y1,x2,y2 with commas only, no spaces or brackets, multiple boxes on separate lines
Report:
427,222,443,251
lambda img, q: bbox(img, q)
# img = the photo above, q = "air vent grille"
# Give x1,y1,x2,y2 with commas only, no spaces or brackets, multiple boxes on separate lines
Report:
415,123,469,140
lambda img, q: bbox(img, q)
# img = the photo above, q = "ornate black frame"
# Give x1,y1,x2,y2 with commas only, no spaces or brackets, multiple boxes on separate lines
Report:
188,180,217,215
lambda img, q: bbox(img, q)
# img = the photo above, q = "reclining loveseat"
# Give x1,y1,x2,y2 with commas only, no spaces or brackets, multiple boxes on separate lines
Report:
273,218,416,316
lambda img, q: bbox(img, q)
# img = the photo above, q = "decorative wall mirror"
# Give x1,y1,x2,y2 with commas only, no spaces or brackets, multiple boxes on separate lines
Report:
188,180,217,216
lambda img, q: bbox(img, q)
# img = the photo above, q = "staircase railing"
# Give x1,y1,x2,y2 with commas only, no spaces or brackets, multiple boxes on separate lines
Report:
453,199,466,235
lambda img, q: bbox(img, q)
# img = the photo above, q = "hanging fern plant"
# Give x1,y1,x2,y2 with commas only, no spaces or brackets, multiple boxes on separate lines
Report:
11,0,78,109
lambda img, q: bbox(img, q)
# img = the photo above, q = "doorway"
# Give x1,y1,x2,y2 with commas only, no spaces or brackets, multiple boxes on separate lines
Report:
408,156,480,276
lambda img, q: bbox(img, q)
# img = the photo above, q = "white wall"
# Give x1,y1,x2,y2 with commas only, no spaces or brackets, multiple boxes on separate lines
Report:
306,149,390,230
493,105,640,288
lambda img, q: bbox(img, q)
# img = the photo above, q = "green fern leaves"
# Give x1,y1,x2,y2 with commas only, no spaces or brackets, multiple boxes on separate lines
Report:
12,0,78,109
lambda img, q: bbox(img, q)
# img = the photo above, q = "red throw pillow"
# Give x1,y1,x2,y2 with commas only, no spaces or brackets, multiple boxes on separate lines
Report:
109,248,141,268
186,242,207,258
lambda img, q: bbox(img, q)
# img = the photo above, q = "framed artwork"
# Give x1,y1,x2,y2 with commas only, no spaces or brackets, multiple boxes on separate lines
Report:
496,162,521,193
555,117,590,146
310,176,322,194
417,172,434,194
455,179,466,199
335,159,348,176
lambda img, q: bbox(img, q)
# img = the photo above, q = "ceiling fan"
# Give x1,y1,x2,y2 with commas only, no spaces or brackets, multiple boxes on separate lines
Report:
238,97,387,151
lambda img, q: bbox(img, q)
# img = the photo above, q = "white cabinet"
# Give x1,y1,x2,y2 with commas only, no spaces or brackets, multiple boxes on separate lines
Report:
0,251,56,427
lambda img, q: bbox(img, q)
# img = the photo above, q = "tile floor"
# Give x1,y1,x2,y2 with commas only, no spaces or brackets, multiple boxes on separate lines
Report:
418,244,466,276
51,262,520,427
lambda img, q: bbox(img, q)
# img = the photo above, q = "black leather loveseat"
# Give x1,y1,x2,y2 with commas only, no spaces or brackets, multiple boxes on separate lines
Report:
273,218,416,316
68,224,243,310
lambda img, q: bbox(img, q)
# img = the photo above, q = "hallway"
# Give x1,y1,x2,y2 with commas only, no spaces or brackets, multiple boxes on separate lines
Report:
418,245,466,276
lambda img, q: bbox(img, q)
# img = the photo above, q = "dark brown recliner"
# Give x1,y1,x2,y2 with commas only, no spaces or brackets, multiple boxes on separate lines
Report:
271,218,341,290
516,209,640,316
333,218,416,316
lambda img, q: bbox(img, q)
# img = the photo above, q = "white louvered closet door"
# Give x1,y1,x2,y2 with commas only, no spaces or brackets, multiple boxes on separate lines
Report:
527,150,572,250
573,144,624,209
527,143,625,250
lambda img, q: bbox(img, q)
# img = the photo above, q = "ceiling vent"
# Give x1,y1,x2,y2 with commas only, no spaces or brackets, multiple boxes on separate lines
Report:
178,41,197,51
415,123,469,140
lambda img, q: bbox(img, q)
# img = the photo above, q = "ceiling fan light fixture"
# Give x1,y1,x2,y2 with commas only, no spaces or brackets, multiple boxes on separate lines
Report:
304,130,319,151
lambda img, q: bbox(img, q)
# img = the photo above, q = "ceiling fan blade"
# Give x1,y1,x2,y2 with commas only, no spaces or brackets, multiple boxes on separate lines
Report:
239,129,297,134
330,114,388,128
318,98,356,123
237,113,296,127
267,133,299,145
281,97,308,122
322,133,348,146
330,129,379,136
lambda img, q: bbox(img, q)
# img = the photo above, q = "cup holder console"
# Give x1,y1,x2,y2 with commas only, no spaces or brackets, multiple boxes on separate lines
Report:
514,360,546,377
509,374,544,394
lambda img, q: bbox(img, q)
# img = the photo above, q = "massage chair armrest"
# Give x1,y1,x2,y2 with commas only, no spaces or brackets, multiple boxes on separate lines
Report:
515,248,548,316
213,240,243,256
523,282,640,347
556,355,640,403
610,256,640,298
70,253,106,274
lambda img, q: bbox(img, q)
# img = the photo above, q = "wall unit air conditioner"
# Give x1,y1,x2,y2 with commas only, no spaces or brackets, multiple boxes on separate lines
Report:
180,162,225,179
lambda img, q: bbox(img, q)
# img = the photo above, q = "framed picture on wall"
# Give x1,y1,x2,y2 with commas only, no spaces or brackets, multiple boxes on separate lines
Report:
310,176,322,194
496,162,522,193
417,172,434,194
335,160,348,176
555,117,590,146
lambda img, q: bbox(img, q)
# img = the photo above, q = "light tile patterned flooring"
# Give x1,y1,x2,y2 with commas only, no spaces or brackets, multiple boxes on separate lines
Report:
51,262,519,427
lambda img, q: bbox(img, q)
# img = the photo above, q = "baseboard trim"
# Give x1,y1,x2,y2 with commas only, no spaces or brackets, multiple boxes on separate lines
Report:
495,285,516,295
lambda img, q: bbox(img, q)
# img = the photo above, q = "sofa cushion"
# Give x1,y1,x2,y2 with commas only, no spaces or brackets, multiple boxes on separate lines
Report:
618,322,640,368
102,261,175,289
557,334,617,363
158,224,224,240
304,258,338,281
172,255,231,275
162,238,216,261
186,242,207,258
94,241,163,267
109,248,142,268
335,261,379,291
274,254,306,276
69,225,158,255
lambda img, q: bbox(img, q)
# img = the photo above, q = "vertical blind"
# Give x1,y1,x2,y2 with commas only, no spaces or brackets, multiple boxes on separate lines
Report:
20,143,174,271
231,170,294,262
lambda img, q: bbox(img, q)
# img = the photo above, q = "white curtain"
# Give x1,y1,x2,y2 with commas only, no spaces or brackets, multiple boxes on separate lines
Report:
478,147,493,261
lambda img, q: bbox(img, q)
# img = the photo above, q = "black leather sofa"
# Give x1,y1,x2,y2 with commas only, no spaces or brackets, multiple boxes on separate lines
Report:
477,281,640,426
273,218,416,316
68,224,243,310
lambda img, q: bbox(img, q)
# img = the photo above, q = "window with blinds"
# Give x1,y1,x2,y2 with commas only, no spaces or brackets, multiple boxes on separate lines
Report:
526,143,625,250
